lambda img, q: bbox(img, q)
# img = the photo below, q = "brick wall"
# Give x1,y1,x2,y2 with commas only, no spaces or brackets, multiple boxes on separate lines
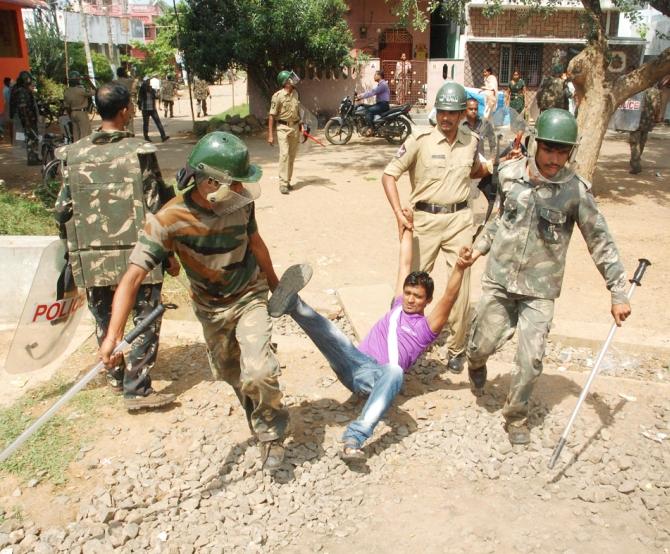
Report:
469,8,588,39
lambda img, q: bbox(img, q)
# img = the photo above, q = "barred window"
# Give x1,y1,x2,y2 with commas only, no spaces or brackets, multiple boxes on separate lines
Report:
499,44,543,87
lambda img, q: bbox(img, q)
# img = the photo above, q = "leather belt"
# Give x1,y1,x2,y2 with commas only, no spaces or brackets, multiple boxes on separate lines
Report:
415,200,469,215
277,119,299,126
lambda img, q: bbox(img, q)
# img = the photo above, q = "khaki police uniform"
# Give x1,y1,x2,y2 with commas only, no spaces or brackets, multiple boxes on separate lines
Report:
63,85,94,141
269,88,301,188
114,76,137,135
384,125,482,358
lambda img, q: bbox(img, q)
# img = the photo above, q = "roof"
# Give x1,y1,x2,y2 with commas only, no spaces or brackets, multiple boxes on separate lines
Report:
1,0,49,8
466,36,647,45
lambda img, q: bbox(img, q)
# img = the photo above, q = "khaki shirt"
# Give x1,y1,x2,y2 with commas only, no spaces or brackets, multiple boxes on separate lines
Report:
384,126,481,206
269,88,300,124
474,157,628,304
64,86,93,111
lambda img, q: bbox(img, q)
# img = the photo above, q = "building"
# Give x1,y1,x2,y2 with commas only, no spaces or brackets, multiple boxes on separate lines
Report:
0,0,45,86
249,0,646,120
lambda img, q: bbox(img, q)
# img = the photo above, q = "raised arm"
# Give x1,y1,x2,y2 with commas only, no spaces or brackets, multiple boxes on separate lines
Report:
394,210,414,297
426,250,468,334
99,264,148,367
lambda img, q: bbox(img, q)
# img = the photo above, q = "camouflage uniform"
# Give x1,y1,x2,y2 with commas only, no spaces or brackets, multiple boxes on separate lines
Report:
468,156,628,424
629,87,661,174
9,84,40,165
63,84,94,141
113,76,137,135
129,193,289,441
193,79,210,117
536,76,568,113
54,130,174,397
160,79,177,118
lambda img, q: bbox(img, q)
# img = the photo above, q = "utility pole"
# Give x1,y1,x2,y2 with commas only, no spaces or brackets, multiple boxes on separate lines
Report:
105,6,117,73
77,0,96,85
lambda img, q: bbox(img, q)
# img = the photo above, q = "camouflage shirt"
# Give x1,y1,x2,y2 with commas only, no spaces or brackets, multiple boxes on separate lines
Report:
54,130,174,235
129,190,260,309
474,157,628,304
639,87,661,132
537,76,568,111
193,79,210,101
160,80,177,102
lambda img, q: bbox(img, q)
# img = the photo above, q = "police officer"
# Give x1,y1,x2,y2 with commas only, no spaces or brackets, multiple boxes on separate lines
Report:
113,66,137,135
9,71,39,165
161,74,178,119
382,81,492,373
63,70,95,141
99,132,290,470
193,77,210,117
629,85,661,174
267,70,302,195
54,82,178,411
463,109,631,445
536,64,569,113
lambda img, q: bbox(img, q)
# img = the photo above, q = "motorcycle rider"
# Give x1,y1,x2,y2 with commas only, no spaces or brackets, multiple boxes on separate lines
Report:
356,70,390,136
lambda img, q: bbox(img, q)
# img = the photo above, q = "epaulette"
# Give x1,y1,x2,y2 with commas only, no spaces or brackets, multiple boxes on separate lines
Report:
576,174,592,191
412,128,433,140
136,140,158,155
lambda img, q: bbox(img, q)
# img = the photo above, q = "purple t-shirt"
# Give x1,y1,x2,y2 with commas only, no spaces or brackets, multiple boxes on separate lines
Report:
359,80,390,103
357,297,438,372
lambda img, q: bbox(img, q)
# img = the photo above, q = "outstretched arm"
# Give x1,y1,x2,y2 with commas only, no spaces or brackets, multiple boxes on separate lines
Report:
426,249,469,334
99,264,148,367
394,209,414,297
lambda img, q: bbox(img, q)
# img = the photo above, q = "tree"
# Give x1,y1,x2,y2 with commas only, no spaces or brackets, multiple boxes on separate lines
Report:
180,0,353,101
128,5,184,77
391,0,670,181
26,16,66,81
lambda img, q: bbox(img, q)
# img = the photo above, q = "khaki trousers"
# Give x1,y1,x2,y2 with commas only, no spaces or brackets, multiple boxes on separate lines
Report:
70,111,91,142
277,123,299,185
412,207,473,357
193,281,288,441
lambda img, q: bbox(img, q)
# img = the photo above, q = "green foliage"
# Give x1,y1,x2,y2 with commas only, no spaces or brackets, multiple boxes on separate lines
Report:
67,44,114,84
0,183,57,236
36,76,65,103
26,18,66,82
181,0,353,99
209,104,250,124
0,377,111,484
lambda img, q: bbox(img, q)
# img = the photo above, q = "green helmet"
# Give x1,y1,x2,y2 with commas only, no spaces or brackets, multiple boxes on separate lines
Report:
277,70,291,86
551,64,564,75
187,132,262,183
434,81,467,111
535,108,578,146
69,70,81,81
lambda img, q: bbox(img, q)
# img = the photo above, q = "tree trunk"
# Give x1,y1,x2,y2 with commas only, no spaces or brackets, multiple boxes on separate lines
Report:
77,0,96,85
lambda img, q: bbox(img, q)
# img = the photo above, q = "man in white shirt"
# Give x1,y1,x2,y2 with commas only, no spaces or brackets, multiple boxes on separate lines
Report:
482,67,498,120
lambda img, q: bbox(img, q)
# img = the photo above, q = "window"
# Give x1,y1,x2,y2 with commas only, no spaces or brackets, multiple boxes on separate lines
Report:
499,44,543,87
0,10,22,58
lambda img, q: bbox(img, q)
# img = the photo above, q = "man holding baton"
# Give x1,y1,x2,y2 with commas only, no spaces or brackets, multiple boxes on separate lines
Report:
461,108,631,445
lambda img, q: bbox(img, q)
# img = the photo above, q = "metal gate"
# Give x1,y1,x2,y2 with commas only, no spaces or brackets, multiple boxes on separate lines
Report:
382,59,427,107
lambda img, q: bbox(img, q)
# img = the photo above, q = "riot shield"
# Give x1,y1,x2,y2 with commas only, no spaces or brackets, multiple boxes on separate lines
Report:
610,92,644,132
5,239,87,373
479,107,527,159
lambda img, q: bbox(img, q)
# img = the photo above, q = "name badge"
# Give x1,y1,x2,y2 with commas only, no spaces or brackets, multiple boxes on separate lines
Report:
431,155,446,159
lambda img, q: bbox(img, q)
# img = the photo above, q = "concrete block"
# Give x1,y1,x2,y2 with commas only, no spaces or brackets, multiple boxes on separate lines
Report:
337,283,394,341
0,235,59,325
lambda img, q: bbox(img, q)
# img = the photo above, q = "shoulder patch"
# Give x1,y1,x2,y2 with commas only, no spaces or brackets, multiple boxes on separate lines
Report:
396,144,407,157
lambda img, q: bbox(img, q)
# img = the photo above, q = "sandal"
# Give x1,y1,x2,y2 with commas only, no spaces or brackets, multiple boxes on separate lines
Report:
339,439,366,463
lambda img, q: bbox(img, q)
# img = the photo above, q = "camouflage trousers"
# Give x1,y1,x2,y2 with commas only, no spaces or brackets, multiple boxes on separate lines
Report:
467,278,554,423
193,281,288,442
87,283,163,397
277,123,299,186
629,130,649,173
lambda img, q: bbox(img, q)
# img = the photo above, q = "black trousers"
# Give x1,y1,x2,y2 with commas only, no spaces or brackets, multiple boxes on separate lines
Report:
142,110,167,139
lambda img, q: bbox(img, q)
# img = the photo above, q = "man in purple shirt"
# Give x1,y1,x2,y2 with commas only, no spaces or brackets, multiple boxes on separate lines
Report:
268,211,468,462
356,70,391,133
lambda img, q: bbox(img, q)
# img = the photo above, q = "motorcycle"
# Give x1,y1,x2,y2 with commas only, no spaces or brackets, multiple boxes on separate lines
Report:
324,94,413,145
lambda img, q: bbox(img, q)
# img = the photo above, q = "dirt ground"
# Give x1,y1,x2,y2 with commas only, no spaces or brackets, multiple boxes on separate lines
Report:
0,82,669,553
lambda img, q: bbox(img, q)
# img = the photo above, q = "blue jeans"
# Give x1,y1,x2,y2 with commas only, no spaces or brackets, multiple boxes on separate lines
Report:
366,101,389,127
288,296,404,447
